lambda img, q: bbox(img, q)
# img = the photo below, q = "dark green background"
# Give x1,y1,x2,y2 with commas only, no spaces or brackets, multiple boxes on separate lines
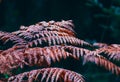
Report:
0,0,120,82
0,0,120,44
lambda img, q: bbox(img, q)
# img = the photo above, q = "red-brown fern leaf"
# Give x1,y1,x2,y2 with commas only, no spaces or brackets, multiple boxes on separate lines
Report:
0,46,25,56
95,44,120,61
25,36,91,48
43,26,75,36
13,31,73,41
84,51,120,75
28,20,74,30
0,47,74,74
0,31,27,47
8,68,85,82
47,45,90,59
13,20,75,37
13,25,75,38
54,20,75,32
36,20,75,32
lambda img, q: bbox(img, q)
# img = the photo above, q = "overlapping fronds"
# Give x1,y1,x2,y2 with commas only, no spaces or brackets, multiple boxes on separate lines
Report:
53,20,75,32
13,31,73,41
13,26,75,37
12,20,75,37
25,36,91,48
0,20,120,82
0,47,75,74
8,68,85,82
95,44,120,61
47,45,90,59
0,31,26,47
84,51,120,75
24,20,75,32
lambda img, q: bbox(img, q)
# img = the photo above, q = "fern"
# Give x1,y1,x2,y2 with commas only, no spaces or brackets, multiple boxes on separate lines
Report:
13,31,73,41
25,36,91,48
8,68,85,82
0,31,26,49
95,45,120,61
0,47,74,74
84,51,120,75
0,20,120,82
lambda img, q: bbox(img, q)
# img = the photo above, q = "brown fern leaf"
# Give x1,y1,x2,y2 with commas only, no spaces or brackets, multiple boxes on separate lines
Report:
13,25,75,38
36,20,75,32
43,25,75,36
25,36,91,48
0,31,26,47
8,68,85,82
47,45,90,59
0,47,74,74
13,20,75,36
95,45,120,61
0,46,25,56
13,31,73,41
54,20,75,32
84,52,120,75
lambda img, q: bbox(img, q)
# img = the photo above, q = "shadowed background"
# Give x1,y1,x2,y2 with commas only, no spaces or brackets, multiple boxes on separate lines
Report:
0,0,120,44
0,0,120,82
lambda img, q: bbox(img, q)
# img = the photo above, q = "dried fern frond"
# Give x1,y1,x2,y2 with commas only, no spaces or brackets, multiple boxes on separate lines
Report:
13,20,75,36
25,36,91,48
43,25,75,36
13,31,73,41
0,47,74,74
13,25,75,38
0,31,26,47
36,20,75,32
54,20,75,32
47,45,90,59
8,68,85,82
0,46,25,56
95,45,120,61
84,52,120,75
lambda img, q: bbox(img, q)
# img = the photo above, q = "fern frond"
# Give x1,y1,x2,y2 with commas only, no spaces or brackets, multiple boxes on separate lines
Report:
95,45,120,61
0,47,74,74
25,36,91,48
13,25,75,38
84,52,120,75
54,20,75,32
0,31,26,47
43,25,75,36
0,46,25,56
8,68,85,82
36,20,75,32
47,45,90,59
13,20,75,36
13,31,73,41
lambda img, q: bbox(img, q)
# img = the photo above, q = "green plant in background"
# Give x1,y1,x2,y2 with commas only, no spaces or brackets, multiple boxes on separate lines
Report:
85,0,120,43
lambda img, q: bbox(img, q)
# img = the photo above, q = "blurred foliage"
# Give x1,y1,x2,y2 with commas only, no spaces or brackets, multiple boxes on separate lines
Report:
0,0,120,82
0,0,120,44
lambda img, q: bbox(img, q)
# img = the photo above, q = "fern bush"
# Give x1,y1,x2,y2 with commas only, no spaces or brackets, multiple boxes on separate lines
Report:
0,20,120,82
